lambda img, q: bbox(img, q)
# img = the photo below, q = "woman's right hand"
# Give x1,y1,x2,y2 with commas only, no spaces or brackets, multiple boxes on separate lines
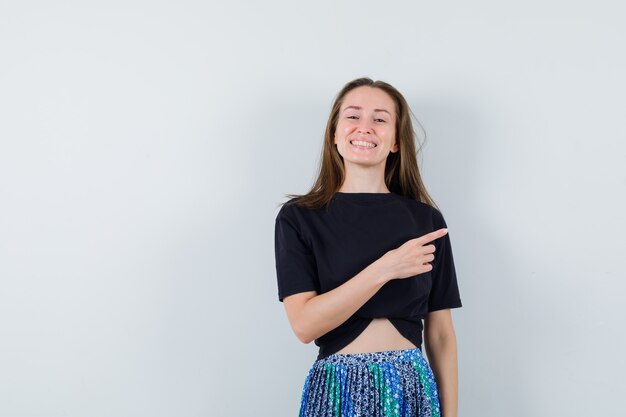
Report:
376,228,449,281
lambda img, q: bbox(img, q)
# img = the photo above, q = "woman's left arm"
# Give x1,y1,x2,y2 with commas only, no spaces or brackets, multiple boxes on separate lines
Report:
424,308,459,417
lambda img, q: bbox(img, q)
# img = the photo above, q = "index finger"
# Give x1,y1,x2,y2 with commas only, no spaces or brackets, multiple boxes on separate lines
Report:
413,228,448,245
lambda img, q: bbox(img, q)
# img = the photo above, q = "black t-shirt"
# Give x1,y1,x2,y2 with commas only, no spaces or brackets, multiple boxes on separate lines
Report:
274,191,462,360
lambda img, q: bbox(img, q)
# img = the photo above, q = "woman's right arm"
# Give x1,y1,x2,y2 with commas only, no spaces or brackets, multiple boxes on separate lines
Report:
283,228,448,344
283,259,391,344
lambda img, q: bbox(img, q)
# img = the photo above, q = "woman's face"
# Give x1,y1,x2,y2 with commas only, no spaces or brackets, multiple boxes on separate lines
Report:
334,86,398,167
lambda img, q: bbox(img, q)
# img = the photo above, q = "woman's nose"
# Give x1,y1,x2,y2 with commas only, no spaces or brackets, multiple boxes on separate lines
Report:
358,120,372,133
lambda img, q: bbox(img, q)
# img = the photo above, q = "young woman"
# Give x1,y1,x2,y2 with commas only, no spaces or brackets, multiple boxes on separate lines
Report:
274,77,463,417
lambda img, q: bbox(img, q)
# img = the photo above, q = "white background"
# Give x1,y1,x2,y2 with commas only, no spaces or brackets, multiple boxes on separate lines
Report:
1,1,625,416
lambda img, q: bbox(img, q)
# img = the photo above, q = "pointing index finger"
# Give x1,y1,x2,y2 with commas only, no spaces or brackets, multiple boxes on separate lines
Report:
417,228,448,245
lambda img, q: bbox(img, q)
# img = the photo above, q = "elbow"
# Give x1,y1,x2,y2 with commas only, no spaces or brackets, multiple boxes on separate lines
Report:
294,326,314,344
424,330,457,355
293,320,314,344
425,328,456,344
284,294,318,344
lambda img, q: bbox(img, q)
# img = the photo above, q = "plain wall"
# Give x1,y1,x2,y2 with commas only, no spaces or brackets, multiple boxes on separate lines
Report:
1,1,624,416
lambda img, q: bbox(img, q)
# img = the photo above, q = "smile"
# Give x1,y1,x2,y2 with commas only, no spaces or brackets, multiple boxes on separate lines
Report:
350,140,377,149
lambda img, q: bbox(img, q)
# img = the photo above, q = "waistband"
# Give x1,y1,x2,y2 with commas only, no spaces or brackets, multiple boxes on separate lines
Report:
314,347,423,366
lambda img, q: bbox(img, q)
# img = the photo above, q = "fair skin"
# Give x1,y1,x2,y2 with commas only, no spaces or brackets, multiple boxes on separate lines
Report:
283,86,459,417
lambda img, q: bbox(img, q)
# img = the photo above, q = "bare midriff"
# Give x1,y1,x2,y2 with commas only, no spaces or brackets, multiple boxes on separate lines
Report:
334,318,417,354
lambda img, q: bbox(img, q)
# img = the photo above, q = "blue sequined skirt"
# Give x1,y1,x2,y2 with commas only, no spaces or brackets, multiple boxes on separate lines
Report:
298,347,440,417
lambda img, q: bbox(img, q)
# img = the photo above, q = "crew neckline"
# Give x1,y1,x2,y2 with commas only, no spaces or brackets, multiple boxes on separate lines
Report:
333,191,399,201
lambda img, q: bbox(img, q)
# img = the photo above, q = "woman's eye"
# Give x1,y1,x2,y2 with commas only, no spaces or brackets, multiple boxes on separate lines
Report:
347,116,386,122
346,115,386,123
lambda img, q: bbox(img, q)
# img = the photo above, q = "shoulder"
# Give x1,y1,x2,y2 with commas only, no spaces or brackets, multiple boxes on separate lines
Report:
276,197,312,223
428,205,446,227
396,195,447,228
277,197,304,213
397,195,439,216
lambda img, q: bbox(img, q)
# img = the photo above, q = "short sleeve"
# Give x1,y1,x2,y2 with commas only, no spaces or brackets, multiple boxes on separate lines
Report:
428,208,463,312
274,206,320,302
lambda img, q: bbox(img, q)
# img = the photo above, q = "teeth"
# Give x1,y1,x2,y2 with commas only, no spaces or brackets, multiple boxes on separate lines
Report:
351,140,376,148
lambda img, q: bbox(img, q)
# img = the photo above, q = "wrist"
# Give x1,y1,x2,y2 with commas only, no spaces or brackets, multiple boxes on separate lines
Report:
369,258,392,286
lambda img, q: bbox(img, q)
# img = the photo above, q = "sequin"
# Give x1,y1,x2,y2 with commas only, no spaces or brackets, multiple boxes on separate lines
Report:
298,347,440,417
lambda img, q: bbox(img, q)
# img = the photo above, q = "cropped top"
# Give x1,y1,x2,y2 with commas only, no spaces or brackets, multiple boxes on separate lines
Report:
274,191,463,360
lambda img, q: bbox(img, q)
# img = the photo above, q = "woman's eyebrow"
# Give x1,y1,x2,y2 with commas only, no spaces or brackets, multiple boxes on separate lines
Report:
343,105,391,115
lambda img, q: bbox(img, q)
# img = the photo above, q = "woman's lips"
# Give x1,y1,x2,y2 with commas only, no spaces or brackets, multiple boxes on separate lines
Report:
350,140,377,149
